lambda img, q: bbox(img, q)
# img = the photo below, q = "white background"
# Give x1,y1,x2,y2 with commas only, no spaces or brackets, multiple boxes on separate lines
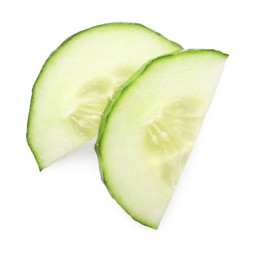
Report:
1,0,255,259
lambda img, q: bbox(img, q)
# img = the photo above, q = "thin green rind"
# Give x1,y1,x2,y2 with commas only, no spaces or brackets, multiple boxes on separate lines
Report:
95,49,228,229
26,22,183,171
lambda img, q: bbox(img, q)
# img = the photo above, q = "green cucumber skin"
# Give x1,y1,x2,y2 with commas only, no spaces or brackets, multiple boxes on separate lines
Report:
95,49,228,229
95,62,157,229
27,22,182,171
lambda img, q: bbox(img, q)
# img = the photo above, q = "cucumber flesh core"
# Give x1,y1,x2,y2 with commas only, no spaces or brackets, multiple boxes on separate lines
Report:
27,23,182,170
96,50,228,229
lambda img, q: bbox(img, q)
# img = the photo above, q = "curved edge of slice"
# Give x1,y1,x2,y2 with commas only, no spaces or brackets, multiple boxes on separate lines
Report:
27,22,182,171
95,49,228,229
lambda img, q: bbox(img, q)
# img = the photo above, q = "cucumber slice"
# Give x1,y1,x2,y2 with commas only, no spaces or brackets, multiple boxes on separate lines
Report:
95,49,228,229
27,23,182,170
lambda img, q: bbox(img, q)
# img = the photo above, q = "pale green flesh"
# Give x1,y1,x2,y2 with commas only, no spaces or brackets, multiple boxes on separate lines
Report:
96,50,228,229
27,23,182,170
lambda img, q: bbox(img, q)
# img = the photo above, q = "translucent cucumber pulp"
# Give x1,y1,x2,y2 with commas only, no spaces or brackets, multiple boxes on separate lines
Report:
96,49,228,229
27,23,182,170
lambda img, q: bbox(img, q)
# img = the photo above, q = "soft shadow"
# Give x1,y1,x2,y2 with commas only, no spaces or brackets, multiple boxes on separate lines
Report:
42,138,98,174
65,138,97,161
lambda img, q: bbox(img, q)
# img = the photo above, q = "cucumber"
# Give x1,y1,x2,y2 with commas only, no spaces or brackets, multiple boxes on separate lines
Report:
95,49,228,229
27,23,182,170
